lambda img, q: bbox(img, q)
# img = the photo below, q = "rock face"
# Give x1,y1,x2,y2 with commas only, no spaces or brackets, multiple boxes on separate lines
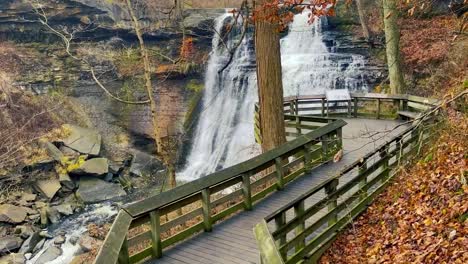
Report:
34,179,61,200
0,204,28,224
70,158,108,176
61,125,101,155
76,177,126,203
0,253,25,264
0,236,23,254
35,246,62,264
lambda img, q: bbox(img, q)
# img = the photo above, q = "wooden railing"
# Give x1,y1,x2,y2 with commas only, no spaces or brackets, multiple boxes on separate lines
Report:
255,93,439,143
253,95,439,264
95,117,346,264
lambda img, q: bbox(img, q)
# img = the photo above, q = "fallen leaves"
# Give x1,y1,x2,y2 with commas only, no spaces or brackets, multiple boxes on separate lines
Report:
320,110,468,263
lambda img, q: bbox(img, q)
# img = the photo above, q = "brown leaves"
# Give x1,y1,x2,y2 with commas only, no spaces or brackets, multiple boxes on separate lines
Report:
320,110,468,263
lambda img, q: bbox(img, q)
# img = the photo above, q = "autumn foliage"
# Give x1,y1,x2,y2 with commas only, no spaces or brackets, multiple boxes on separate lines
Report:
320,109,468,264
180,37,194,61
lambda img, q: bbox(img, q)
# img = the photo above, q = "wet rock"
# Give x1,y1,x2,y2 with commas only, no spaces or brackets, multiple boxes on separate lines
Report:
34,179,61,200
129,150,163,177
24,253,31,260
18,231,41,254
34,202,46,209
78,235,96,253
28,214,40,222
14,225,34,239
59,173,75,190
53,203,74,216
32,239,45,254
0,236,23,254
70,158,108,176
69,236,79,245
54,235,66,245
60,125,101,155
39,231,52,239
35,246,62,264
0,253,25,264
0,205,28,224
46,207,60,224
76,177,126,203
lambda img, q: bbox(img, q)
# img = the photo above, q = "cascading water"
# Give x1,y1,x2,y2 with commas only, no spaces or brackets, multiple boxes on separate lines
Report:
180,12,373,182
179,13,259,181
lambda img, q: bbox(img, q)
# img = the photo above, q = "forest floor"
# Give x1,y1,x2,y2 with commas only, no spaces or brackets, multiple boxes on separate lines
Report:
320,13,468,264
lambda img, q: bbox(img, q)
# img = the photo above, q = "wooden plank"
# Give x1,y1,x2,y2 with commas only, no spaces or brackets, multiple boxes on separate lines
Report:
201,189,212,232
242,174,253,211
161,222,204,249
94,210,133,264
149,210,162,258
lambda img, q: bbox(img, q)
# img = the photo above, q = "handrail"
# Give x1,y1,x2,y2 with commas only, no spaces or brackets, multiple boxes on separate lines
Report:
95,116,346,264
253,95,439,264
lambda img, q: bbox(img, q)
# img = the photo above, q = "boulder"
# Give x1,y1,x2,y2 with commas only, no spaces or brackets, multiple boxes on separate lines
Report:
129,150,163,177
44,142,64,162
59,173,75,190
14,225,34,239
60,125,101,155
32,239,45,254
70,158,108,176
34,179,61,200
59,146,79,157
46,207,60,224
54,235,66,245
18,231,41,254
0,253,25,264
0,205,28,224
0,236,23,254
78,235,96,253
35,246,62,264
76,177,126,203
20,193,36,203
52,204,73,216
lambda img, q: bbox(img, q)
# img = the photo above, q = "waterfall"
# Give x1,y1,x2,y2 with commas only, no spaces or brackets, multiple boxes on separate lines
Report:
179,12,371,182
179,13,258,181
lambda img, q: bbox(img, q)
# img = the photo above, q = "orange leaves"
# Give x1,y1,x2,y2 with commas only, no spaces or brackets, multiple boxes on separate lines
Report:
179,36,194,61
251,0,338,30
320,109,468,263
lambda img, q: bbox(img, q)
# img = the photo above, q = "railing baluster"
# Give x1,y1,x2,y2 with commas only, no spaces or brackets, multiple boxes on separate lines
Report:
242,174,252,211
321,98,325,117
294,200,305,251
296,115,301,136
303,143,312,172
337,127,343,149
201,189,212,232
354,97,358,117
275,157,284,190
358,160,368,201
149,210,162,258
294,99,299,115
117,235,129,264
377,98,381,119
347,99,352,117
289,100,295,115
321,134,329,161
325,179,339,226
380,146,389,180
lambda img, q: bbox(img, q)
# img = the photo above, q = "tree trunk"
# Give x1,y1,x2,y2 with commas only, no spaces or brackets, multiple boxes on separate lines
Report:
174,0,184,20
382,0,405,94
254,0,287,153
126,0,177,189
355,0,371,41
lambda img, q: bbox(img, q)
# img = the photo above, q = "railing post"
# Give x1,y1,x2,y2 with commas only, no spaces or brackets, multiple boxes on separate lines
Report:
149,210,162,258
358,160,368,201
377,98,381,119
347,99,352,117
294,99,299,115
274,212,287,259
337,127,343,149
395,136,403,166
380,146,389,180
117,236,129,264
325,179,339,226
242,173,252,211
294,200,305,251
289,100,295,115
275,157,284,190
321,98,325,117
321,134,329,161
296,115,301,136
303,143,312,172
353,97,358,117
201,188,212,232
402,99,408,111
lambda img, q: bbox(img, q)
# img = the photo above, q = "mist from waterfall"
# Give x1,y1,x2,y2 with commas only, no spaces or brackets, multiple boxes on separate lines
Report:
179,12,369,182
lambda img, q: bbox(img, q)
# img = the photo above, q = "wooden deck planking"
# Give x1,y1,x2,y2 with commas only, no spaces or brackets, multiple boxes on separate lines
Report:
148,119,407,264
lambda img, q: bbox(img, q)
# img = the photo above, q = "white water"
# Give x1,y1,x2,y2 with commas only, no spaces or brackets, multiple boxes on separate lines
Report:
180,12,370,181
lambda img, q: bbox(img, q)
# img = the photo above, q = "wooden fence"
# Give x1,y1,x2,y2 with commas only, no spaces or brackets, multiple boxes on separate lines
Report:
255,93,438,143
253,94,439,264
94,117,346,264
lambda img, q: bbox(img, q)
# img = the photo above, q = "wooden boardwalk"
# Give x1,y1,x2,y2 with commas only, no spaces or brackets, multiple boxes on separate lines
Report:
148,118,408,264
